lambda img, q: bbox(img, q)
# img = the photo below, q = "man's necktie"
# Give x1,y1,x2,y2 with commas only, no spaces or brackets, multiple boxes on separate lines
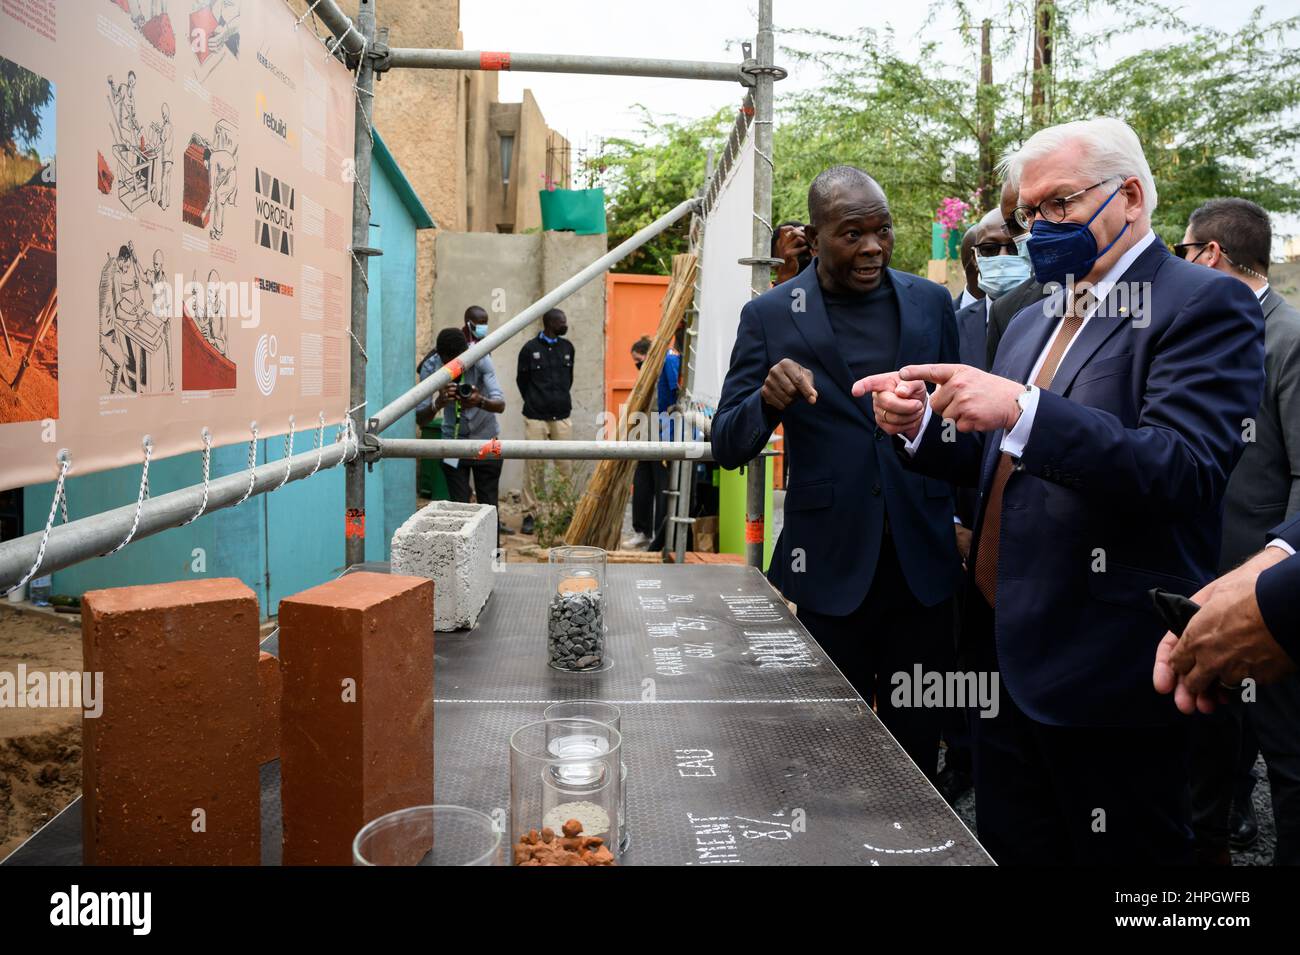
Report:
973,290,1095,607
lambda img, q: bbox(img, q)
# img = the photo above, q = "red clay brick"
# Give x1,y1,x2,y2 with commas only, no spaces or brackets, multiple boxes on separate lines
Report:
278,572,434,865
81,578,261,865
257,651,281,765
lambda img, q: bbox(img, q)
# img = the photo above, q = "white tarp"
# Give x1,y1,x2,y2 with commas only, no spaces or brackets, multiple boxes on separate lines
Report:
691,135,755,413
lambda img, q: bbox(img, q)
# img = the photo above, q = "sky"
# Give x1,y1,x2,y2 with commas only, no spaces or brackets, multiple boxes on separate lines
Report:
460,0,1298,242
461,0,1282,154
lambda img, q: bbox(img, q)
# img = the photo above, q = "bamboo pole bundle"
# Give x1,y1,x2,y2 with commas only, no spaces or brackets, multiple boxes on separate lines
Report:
564,252,698,550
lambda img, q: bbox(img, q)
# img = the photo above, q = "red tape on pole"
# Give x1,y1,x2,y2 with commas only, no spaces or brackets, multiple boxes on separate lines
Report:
345,507,366,539
744,519,764,544
480,51,511,70
445,357,464,379
476,438,502,459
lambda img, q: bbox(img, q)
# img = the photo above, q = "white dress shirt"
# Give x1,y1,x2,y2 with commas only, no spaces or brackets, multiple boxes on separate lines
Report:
957,288,980,310
903,229,1158,456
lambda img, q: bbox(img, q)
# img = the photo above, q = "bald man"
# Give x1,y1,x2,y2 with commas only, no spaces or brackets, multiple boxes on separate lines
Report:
984,178,1049,367
712,165,962,781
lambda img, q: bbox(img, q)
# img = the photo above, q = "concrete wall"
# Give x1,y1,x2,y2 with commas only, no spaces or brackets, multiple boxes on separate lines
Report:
1271,262,1300,308
429,231,608,493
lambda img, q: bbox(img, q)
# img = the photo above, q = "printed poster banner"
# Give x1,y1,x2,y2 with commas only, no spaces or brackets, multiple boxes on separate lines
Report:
692,134,755,413
0,0,355,492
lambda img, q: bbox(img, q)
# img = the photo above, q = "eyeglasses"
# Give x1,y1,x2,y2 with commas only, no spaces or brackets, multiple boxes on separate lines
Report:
974,241,1020,257
1174,241,1268,280
1013,177,1124,231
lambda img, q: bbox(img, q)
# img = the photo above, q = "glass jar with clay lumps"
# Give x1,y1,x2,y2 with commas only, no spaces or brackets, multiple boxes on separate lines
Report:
547,546,607,671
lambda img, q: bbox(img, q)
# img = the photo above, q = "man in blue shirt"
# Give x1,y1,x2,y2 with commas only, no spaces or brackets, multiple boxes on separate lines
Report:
626,336,681,550
417,327,506,528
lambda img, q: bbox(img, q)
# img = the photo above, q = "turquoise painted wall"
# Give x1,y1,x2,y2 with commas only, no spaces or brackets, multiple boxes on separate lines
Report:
22,144,422,617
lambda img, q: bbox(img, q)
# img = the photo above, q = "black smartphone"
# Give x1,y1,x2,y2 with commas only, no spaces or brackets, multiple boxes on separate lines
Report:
1149,588,1200,636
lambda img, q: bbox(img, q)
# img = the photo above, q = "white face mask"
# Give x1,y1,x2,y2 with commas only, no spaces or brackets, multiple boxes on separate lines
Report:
976,250,1033,299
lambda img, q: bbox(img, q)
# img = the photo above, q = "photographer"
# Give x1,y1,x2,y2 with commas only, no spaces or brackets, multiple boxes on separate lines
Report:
416,327,506,519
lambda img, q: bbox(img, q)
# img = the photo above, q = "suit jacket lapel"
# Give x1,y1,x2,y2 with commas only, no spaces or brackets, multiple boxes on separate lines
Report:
1261,288,1281,322
790,261,870,419
892,270,932,371
1049,240,1168,395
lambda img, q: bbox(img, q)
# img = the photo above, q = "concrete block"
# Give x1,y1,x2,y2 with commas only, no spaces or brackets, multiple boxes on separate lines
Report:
278,572,434,866
391,500,496,631
81,578,261,865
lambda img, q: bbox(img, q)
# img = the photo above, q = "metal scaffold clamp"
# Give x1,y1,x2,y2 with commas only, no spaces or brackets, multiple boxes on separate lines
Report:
362,421,382,468
739,42,788,86
371,27,392,76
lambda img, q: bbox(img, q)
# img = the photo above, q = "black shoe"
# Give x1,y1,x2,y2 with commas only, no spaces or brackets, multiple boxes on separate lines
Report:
935,766,973,804
520,515,535,535
1228,798,1259,850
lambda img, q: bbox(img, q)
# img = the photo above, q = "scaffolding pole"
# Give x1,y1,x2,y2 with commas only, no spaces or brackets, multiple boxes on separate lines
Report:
387,48,750,84
376,439,713,462
0,440,356,592
1,4,785,591
745,0,777,570
367,197,699,436
344,0,378,567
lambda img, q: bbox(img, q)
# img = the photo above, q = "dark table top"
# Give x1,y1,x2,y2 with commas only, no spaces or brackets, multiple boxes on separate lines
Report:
5,562,991,866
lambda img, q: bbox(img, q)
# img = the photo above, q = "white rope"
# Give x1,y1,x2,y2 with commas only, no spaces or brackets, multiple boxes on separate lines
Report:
274,416,296,491
347,324,368,361
348,248,371,292
182,428,214,525
308,411,327,478
294,0,324,28
104,437,153,556
4,450,71,596
232,421,260,507
339,414,362,463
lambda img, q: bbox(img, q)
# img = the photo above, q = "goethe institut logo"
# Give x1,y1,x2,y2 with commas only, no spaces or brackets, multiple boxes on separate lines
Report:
254,333,294,396
254,168,295,256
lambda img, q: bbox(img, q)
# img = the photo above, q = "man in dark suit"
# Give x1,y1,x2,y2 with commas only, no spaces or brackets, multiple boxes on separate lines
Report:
955,226,983,313
1178,197,1300,865
859,117,1266,864
984,179,1050,368
711,165,962,780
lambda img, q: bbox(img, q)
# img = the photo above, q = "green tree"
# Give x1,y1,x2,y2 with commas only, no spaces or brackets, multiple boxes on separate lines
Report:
581,107,734,274
589,2,1300,275
0,58,52,158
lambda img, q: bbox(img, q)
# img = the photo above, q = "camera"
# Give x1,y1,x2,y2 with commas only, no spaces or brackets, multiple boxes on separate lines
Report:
456,382,475,399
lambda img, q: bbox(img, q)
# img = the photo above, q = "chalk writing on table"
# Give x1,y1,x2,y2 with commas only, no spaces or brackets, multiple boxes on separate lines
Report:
675,748,717,778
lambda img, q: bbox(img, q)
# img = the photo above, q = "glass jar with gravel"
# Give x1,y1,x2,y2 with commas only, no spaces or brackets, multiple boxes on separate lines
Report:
546,545,607,671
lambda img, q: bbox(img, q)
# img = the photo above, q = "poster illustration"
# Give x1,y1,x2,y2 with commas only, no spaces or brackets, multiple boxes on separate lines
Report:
0,0,354,491
0,54,57,427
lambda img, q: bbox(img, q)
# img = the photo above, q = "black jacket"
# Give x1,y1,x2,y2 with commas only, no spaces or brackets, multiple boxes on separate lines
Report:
517,333,575,420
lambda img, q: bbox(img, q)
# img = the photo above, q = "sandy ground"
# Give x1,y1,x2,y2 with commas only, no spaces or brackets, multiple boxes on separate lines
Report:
0,606,82,861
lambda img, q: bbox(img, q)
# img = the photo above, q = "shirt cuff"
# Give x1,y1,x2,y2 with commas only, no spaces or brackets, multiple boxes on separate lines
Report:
999,386,1038,459
900,401,933,457
1267,538,1297,557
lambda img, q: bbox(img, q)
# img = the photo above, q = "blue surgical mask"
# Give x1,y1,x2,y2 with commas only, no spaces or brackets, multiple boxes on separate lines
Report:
1026,184,1129,286
473,323,489,339
976,252,1032,299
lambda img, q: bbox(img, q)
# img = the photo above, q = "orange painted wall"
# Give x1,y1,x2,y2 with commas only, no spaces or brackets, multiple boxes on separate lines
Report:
604,273,670,417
